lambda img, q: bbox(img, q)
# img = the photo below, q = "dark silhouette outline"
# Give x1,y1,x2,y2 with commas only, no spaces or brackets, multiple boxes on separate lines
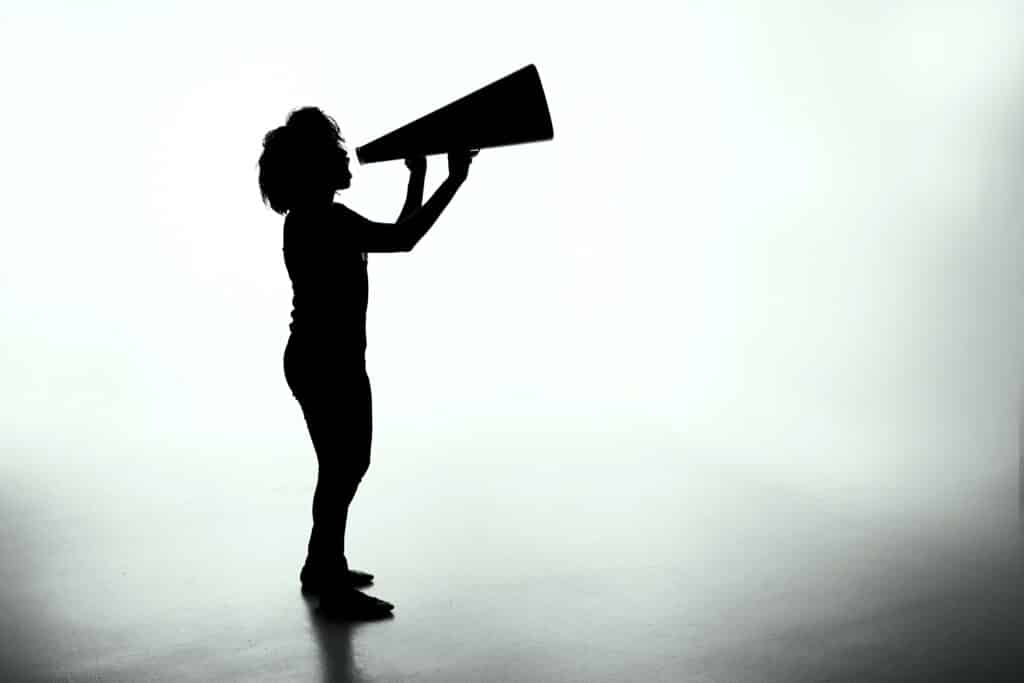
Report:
259,107,474,620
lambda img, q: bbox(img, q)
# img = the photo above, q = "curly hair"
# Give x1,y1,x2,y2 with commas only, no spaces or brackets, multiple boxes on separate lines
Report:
258,107,349,215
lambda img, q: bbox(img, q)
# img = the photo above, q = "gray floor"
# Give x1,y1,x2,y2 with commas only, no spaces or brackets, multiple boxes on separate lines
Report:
2,441,1023,682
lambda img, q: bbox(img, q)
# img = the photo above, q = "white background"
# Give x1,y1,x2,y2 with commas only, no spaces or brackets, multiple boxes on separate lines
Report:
3,0,1024,527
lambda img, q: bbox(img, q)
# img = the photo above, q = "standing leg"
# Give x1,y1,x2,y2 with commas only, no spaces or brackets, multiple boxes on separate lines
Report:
301,369,392,618
299,367,372,578
285,344,389,616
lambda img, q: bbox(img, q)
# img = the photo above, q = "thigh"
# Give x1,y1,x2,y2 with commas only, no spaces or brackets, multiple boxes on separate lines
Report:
292,365,372,467
297,370,369,430
285,336,365,398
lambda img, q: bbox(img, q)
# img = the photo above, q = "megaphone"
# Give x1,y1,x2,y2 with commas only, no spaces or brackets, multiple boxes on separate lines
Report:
355,64,554,164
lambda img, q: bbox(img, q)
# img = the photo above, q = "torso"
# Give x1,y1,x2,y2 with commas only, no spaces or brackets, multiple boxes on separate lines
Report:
283,204,368,354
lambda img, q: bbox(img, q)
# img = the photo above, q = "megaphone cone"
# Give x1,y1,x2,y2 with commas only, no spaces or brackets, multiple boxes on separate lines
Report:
356,64,554,164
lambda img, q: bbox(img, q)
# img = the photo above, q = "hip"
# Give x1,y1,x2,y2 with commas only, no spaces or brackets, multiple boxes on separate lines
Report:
284,334,367,386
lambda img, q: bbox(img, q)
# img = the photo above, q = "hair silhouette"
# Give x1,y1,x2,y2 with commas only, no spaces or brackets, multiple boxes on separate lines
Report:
259,107,351,215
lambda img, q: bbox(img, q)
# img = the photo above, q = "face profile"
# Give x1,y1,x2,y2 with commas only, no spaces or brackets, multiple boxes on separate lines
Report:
334,145,352,192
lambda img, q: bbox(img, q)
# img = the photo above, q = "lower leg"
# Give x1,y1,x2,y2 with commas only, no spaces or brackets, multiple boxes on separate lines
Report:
302,468,373,591
307,474,350,571
299,371,378,597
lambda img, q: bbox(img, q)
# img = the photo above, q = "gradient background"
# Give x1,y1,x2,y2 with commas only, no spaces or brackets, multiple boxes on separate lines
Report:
2,1,1024,680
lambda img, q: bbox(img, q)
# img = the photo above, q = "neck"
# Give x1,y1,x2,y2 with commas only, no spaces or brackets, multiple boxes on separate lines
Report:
295,191,336,211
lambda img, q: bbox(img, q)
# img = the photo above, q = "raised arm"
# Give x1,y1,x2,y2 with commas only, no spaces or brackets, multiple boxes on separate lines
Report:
336,151,476,253
397,156,426,223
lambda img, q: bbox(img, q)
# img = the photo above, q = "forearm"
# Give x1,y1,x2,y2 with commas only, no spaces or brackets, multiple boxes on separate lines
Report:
397,171,425,222
399,176,464,249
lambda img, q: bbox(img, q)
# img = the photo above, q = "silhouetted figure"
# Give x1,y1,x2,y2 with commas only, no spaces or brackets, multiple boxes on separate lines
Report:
259,107,475,619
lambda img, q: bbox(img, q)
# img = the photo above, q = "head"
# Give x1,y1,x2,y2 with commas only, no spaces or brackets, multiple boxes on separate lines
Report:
258,106,352,214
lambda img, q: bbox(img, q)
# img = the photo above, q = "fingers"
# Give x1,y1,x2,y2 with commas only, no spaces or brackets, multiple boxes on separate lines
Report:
404,156,426,171
446,149,478,181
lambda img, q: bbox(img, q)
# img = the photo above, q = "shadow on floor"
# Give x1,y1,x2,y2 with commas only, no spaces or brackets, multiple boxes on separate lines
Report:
304,595,398,683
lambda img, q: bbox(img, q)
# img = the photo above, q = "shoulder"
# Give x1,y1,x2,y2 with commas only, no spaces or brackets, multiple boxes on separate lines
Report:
284,205,333,239
286,204,325,226
282,210,301,242
285,204,368,252
283,208,306,240
283,208,321,253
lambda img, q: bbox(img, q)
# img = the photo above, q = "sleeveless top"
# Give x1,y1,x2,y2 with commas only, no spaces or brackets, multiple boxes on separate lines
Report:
283,203,368,354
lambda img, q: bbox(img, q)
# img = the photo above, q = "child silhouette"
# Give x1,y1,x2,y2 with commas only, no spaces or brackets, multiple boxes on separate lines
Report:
259,107,475,619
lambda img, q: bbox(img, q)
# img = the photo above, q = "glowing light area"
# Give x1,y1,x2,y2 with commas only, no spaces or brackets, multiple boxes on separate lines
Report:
2,0,1024,552
6,2,1024,680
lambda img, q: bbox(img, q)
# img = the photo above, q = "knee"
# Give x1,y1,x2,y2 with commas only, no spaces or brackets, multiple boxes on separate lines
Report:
319,453,370,484
352,452,370,481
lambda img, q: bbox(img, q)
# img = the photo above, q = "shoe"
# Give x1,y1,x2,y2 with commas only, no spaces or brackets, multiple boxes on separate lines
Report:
317,587,394,620
301,563,375,595
346,569,374,588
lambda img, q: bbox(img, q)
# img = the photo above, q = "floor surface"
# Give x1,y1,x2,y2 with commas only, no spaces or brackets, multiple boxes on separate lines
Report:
2,440,1022,682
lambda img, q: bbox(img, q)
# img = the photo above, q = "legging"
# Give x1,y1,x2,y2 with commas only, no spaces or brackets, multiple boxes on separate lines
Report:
283,334,372,570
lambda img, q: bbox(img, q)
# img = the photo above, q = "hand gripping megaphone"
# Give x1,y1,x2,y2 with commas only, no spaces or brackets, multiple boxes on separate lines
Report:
355,64,554,164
